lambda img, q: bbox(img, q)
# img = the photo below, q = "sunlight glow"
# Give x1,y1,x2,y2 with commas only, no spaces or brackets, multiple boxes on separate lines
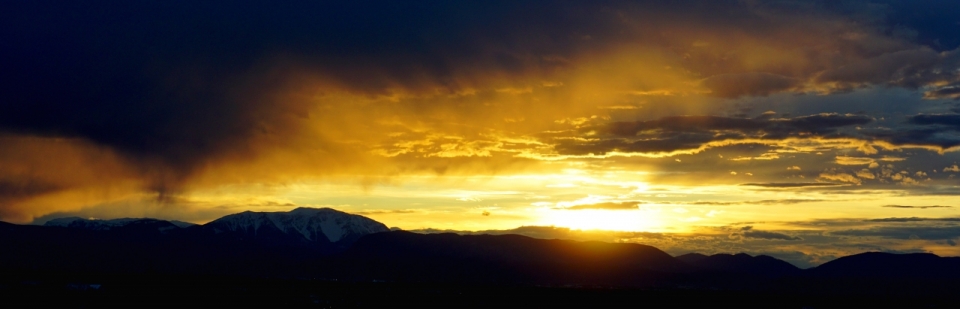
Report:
536,209,663,232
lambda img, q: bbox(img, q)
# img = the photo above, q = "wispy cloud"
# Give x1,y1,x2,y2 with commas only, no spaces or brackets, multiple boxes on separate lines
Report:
555,202,644,210
882,205,953,209
739,183,846,188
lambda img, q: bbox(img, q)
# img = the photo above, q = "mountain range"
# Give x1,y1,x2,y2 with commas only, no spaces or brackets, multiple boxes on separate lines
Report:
3,207,960,297
44,217,196,230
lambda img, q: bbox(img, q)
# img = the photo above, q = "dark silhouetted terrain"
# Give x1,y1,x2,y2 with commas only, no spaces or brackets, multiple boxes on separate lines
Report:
2,211,959,307
677,252,801,277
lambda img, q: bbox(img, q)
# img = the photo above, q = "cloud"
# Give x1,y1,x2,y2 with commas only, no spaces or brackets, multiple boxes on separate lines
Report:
599,114,872,138
729,153,780,161
856,169,876,180
557,201,643,210
836,156,876,165
729,225,802,241
879,156,908,162
832,226,960,240
743,230,802,241
354,209,422,215
945,165,960,172
687,199,825,206
0,179,62,205
3,0,960,222
814,48,942,90
411,225,667,244
853,114,960,152
882,205,953,209
700,72,799,98
555,113,872,156
27,196,243,225
907,114,960,129
923,85,960,100
739,182,845,188
818,172,862,185
865,217,960,222
862,127,960,151
558,110,960,160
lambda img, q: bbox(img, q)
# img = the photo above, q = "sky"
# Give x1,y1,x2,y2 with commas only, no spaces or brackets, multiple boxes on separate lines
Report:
2,0,960,267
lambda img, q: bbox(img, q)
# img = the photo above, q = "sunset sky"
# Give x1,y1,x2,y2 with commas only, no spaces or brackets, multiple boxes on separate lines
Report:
3,1,960,267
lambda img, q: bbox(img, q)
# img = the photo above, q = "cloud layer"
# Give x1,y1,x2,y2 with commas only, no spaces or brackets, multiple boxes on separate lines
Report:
2,0,960,226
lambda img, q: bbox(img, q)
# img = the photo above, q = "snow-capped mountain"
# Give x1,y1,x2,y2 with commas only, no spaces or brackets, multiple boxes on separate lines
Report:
205,207,389,244
35,208,389,252
44,217,195,231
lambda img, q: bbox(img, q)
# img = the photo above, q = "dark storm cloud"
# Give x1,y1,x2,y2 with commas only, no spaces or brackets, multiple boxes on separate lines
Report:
0,179,62,203
907,114,960,129
1,2,353,194
2,1,612,203
3,0,954,181
877,1,960,51
0,179,65,220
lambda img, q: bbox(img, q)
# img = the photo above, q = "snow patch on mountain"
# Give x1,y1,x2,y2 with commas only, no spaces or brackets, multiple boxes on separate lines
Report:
208,207,388,242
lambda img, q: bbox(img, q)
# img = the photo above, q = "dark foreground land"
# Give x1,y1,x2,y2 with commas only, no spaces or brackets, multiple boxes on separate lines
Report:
0,274,953,309
4,217,959,308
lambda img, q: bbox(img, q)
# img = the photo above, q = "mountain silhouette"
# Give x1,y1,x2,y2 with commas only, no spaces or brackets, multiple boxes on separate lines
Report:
3,209,960,297
44,217,195,230
677,253,800,278
0,208,388,277
675,252,709,264
331,231,688,286
202,207,389,252
811,252,960,279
